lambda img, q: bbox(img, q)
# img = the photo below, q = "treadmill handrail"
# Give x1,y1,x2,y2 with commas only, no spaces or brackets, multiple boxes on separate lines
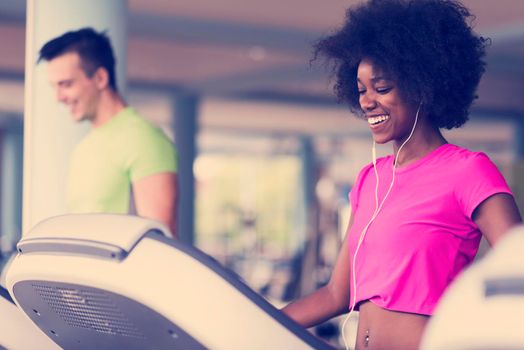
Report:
17,237,129,260
18,213,169,258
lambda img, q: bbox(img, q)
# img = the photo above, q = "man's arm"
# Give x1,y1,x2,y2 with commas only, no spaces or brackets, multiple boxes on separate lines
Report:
132,172,178,238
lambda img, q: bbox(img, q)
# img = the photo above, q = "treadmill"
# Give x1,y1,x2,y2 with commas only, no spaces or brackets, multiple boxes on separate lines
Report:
421,226,524,350
3,214,335,350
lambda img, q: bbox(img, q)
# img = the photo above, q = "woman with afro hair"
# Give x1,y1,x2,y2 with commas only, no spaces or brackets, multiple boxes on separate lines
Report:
282,0,521,349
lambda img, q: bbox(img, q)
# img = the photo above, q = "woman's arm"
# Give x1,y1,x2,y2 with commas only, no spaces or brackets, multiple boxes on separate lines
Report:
473,193,522,245
281,211,354,328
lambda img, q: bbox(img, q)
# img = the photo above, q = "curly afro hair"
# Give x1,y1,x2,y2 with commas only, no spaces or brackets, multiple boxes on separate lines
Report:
315,0,489,129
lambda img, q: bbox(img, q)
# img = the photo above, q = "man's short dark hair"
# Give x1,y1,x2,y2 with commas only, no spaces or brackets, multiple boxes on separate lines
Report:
39,27,118,91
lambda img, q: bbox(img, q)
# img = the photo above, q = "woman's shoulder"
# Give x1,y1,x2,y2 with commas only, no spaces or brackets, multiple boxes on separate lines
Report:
439,144,494,166
436,144,502,182
357,155,392,176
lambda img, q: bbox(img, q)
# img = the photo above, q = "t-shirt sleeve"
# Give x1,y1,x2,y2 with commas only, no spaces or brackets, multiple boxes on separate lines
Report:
455,152,513,218
128,126,178,182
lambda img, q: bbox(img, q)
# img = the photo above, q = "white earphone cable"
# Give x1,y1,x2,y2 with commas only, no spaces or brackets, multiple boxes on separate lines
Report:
341,102,421,350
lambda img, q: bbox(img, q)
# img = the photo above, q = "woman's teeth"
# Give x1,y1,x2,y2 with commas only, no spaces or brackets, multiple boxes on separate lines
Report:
368,115,390,125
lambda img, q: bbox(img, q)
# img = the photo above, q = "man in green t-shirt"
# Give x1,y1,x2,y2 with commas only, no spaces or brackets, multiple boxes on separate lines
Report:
38,28,178,237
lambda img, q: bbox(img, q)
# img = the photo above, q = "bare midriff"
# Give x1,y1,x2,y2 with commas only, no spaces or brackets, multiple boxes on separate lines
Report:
355,300,430,350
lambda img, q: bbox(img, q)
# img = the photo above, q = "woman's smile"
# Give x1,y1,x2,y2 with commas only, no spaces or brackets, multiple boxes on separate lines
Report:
367,114,391,130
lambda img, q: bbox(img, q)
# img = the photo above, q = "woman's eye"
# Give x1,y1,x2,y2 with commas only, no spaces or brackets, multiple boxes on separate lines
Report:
376,87,392,94
358,90,366,95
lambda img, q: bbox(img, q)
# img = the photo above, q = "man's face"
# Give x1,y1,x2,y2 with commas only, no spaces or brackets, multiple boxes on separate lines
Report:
47,52,101,123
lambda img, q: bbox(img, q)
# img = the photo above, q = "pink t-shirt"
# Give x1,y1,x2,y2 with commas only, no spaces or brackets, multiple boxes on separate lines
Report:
348,144,512,315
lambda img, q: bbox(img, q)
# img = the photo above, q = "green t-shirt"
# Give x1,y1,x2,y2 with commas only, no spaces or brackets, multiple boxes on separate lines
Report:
67,107,177,213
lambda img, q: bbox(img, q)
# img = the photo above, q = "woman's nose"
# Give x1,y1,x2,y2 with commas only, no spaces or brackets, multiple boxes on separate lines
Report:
359,92,377,111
